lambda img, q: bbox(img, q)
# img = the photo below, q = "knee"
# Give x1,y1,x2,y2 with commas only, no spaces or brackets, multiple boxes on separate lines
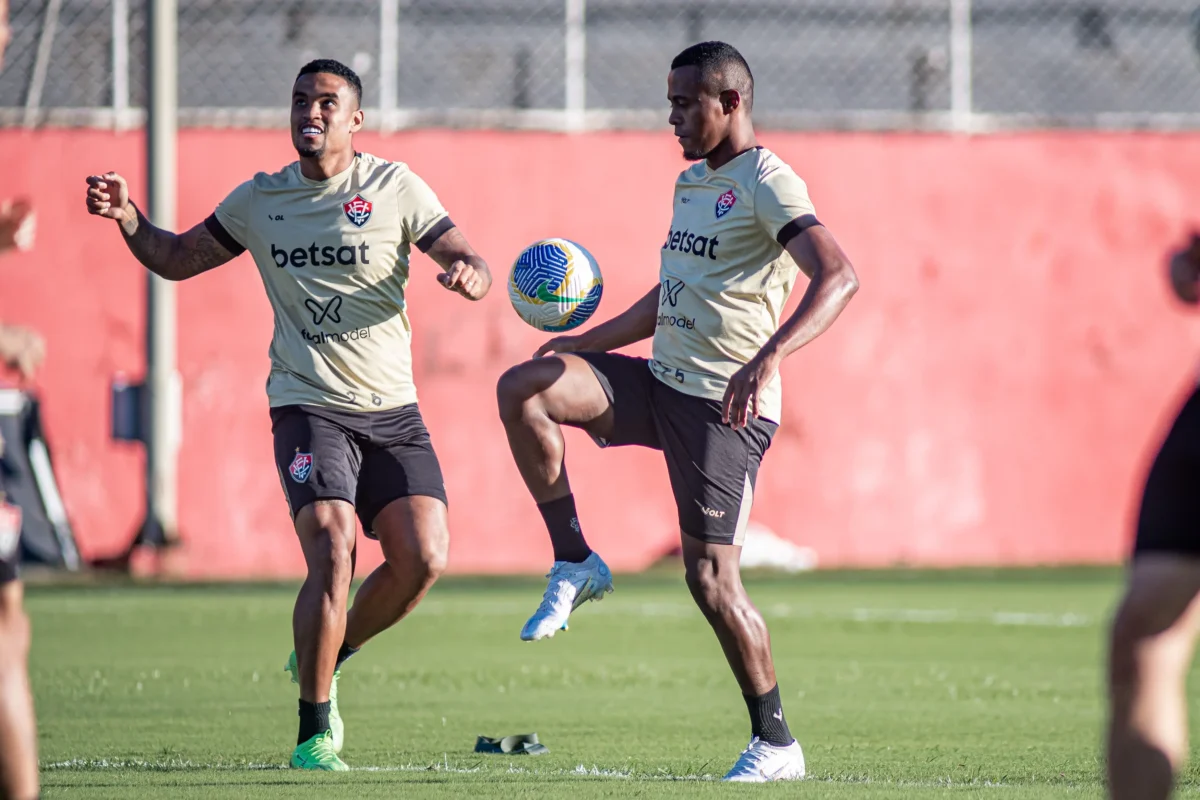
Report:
1109,593,1185,687
415,534,449,585
308,528,355,587
685,562,733,620
496,363,545,424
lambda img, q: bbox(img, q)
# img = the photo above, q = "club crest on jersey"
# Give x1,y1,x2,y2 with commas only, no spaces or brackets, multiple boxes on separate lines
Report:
343,194,372,228
715,189,737,219
289,452,313,483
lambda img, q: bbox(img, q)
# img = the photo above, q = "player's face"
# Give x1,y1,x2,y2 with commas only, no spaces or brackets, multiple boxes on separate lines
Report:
290,73,364,160
667,66,730,161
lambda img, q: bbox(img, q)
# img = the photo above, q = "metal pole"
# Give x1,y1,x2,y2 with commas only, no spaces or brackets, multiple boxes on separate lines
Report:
23,0,63,128
141,0,180,549
112,0,130,128
564,0,585,131
379,0,399,132
949,0,973,133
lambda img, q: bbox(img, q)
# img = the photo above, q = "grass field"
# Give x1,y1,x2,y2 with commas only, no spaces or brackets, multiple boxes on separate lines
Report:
23,567,1200,798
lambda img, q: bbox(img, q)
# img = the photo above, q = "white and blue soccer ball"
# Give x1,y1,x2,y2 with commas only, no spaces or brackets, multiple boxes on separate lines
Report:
508,238,603,332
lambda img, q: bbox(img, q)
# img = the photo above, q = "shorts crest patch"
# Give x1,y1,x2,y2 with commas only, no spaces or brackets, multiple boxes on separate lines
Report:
289,452,313,483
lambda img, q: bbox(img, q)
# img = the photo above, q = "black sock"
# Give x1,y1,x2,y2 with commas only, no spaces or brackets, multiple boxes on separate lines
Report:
298,699,331,744
335,643,359,670
538,494,591,563
744,685,793,747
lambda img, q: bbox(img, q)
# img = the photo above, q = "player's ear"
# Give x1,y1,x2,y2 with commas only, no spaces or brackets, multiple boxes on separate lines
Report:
719,89,741,115
350,108,365,133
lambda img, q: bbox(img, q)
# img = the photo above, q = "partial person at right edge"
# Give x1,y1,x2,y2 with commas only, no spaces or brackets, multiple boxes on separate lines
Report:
1107,233,1200,800
496,41,858,783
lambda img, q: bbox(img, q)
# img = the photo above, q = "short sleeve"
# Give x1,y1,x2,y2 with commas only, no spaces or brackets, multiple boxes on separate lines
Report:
754,166,820,248
207,179,253,255
397,168,453,253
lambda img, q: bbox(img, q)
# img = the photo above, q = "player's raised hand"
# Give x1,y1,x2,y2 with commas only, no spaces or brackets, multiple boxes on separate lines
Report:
721,352,780,430
437,259,488,301
0,325,45,381
0,198,35,255
1169,233,1200,305
85,172,132,221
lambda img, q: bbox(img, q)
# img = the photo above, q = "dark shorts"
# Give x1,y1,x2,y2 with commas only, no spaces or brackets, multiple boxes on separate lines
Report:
576,352,777,545
1135,385,1200,557
270,403,447,538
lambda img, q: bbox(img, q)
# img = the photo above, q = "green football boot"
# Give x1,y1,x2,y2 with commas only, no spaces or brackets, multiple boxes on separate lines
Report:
284,650,344,754
290,731,348,771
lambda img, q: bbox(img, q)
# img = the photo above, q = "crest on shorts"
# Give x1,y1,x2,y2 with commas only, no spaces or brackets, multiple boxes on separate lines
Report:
715,188,737,219
343,194,372,228
289,452,313,483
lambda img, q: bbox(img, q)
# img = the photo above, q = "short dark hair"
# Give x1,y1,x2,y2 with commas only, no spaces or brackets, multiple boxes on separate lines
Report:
670,41,754,111
295,59,363,106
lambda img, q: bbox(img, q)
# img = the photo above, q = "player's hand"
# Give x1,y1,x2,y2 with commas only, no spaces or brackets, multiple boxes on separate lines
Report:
533,334,590,358
437,260,487,300
722,351,780,430
0,325,45,381
1169,233,1200,305
0,198,35,255
85,172,133,222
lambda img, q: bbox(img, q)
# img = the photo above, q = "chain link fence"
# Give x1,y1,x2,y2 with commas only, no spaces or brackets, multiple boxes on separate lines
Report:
4,0,1200,130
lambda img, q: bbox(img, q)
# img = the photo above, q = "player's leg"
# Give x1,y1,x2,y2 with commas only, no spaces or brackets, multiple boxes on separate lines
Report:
272,405,358,770
496,353,658,640
1107,556,1200,800
1106,386,1200,800
0,576,38,800
342,405,450,650
343,497,447,648
656,385,803,782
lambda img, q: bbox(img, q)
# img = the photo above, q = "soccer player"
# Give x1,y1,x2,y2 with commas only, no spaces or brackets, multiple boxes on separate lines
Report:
1106,234,1200,799
0,1,43,796
496,41,858,782
85,59,492,771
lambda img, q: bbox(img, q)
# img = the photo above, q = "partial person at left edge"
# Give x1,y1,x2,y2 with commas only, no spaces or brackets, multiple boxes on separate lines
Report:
0,1,45,797
85,58,493,771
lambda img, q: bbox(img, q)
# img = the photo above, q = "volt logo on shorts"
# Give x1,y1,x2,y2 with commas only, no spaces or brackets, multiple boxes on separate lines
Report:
289,452,313,483
699,504,726,519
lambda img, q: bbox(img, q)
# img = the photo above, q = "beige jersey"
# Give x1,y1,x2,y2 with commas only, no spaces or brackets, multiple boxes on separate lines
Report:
650,147,818,423
208,152,453,412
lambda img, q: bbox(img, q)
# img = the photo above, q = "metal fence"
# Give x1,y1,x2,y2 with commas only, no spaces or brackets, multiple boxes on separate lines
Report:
4,0,1200,131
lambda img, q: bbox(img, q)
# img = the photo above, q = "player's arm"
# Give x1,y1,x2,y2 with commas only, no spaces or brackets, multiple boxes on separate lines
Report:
722,222,859,428
423,225,492,301
85,172,237,281
534,283,659,358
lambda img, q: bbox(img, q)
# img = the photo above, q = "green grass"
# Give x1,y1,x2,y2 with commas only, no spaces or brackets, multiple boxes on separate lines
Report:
22,567,1200,798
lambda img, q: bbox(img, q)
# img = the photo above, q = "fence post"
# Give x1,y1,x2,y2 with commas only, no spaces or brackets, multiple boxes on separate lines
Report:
564,0,586,131
112,0,130,129
949,0,974,133
379,0,399,132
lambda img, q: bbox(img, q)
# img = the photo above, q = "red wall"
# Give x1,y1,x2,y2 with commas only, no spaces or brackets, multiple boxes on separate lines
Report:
2,128,1199,578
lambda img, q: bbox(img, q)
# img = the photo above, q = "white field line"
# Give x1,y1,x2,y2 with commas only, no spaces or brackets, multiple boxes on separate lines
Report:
415,600,1097,628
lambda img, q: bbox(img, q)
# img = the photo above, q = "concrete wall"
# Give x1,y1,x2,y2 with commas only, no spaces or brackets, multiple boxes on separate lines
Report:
3,128,1199,577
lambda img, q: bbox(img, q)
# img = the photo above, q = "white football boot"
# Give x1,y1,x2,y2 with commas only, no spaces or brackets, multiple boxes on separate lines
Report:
520,551,613,641
722,737,806,783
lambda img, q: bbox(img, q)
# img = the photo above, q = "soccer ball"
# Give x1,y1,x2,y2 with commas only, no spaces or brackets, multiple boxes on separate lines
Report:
508,238,603,332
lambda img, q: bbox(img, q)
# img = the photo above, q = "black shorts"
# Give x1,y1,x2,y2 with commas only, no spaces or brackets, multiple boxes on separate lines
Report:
270,403,447,539
1135,385,1200,557
576,352,777,545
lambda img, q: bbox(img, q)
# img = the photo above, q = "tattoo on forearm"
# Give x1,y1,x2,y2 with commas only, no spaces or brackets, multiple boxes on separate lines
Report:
122,208,230,281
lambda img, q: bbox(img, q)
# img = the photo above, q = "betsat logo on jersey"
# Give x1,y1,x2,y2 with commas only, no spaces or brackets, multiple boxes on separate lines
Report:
508,238,604,332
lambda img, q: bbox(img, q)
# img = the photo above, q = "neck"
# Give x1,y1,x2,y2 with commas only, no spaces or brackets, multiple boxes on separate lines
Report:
299,149,355,181
704,123,757,171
